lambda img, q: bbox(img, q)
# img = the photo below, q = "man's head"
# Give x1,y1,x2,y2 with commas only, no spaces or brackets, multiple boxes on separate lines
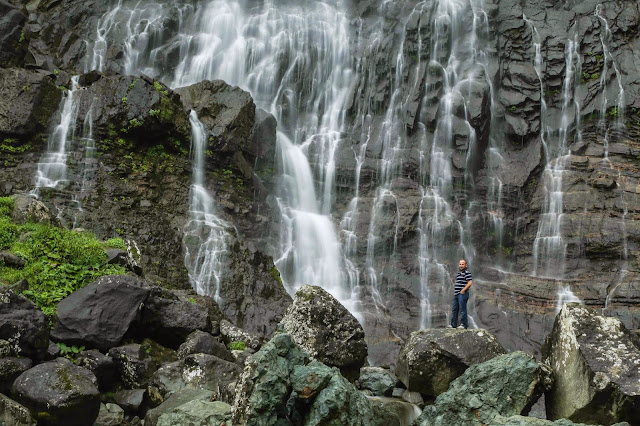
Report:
458,259,467,271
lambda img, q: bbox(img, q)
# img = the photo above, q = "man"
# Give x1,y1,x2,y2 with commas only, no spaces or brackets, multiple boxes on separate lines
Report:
450,259,472,329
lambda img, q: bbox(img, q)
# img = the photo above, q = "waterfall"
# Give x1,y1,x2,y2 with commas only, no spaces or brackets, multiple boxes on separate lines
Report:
532,37,581,279
33,76,81,192
416,0,491,328
182,111,230,300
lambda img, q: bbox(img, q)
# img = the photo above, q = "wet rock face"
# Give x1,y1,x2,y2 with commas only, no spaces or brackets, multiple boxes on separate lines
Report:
414,351,553,425
11,358,100,426
0,289,49,360
542,303,640,424
51,275,151,352
279,285,368,381
396,328,506,398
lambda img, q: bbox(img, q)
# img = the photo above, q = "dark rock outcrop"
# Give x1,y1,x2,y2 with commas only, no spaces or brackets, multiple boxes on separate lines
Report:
543,304,640,424
11,358,100,426
279,285,368,381
51,275,150,352
107,344,155,389
414,351,554,425
396,328,506,398
0,288,49,360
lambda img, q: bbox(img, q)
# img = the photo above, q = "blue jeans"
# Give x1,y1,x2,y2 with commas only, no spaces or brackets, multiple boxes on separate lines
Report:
451,292,469,328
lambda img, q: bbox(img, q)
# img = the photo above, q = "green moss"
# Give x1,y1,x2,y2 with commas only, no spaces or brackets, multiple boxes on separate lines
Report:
229,341,246,351
104,237,127,250
56,367,74,391
153,81,169,96
270,266,282,285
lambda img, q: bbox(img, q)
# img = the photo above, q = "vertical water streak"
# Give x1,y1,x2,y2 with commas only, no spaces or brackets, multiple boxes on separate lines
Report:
532,37,581,278
183,110,230,300
33,76,81,192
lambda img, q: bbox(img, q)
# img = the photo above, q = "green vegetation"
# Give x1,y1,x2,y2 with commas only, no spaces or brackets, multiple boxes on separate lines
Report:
56,342,85,360
228,341,246,351
0,197,126,319
187,297,197,304
581,72,600,83
121,96,127,104
129,79,139,90
128,118,143,128
149,109,160,117
104,237,127,250
153,81,169,96
607,107,619,117
270,266,282,285
509,106,517,112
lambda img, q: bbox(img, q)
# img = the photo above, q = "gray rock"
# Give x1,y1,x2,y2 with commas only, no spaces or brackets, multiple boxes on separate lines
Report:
51,275,150,352
76,349,115,391
139,288,212,349
279,284,368,381
0,1,26,67
177,330,234,362
108,344,155,389
9,194,56,225
0,357,32,393
11,358,100,426
0,250,24,268
220,319,261,350
150,353,241,403
543,304,640,424
46,340,60,360
0,338,11,357
414,351,553,425
0,288,49,360
156,400,232,426
94,403,124,426
0,393,35,426
144,389,215,426
112,389,146,415
396,328,505,398
357,366,398,397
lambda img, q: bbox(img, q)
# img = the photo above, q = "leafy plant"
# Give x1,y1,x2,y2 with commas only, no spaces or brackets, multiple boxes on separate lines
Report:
56,342,85,360
121,97,127,104
153,81,169,96
149,109,160,117
0,196,13,217
104,238,127,250
228,341,246,351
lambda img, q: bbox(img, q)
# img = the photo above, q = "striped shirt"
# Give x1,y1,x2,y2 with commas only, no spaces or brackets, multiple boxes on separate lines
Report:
455,269,472,295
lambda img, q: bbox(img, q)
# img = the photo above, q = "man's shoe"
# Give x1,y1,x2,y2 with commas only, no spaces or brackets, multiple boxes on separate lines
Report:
457,325,465,329
447,325,454,328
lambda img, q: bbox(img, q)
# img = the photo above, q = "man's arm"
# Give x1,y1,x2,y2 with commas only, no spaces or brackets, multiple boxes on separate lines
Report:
461,279,472,294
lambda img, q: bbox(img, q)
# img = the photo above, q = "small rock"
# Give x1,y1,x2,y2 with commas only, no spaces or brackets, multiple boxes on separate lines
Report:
108,344,154,389
220,319,261,350
94,403,124,426
0,288,49,360
10,195,54,225
0,393,35,426
156,400,232,426
176,330,234,362
112,389,146,415
0,251,25,268
144,389,215,426
357,366,398,397
76,349,115,391
46,341,60,360
0,357,32,393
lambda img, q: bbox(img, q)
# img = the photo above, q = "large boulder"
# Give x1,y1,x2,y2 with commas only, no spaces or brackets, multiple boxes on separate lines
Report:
108,344,156,389
144,389,215,426
279,285,367,380
51,275,150,352
357,366,398,397
0,288,49,359
11,358,100,426
543,304,640,424
396,328,506,398
414,351,554,425
156,400,232,426
232,333,397,425
150,353,241,403
94,403,125,426
0,357,32,393
138,288,212,349
0,393,35,426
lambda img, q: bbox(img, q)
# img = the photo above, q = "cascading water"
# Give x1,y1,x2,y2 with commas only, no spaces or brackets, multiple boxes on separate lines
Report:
182,111,230,300
33,76,81,192
531,36,582,279
89,0,357,310
416,0,491,328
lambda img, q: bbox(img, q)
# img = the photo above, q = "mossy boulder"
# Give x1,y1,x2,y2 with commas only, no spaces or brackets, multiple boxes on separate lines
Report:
11,358,100,426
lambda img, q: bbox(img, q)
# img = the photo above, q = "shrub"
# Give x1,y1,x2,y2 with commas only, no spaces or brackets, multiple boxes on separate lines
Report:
228,341,246,351
104,237,127,250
